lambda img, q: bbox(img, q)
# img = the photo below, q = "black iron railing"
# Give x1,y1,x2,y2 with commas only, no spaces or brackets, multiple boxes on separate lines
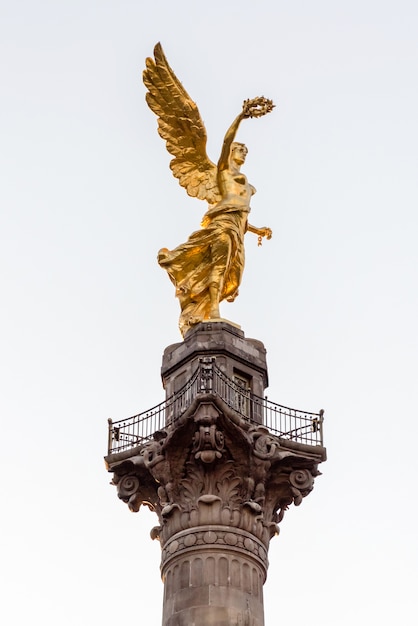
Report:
107,359,324,455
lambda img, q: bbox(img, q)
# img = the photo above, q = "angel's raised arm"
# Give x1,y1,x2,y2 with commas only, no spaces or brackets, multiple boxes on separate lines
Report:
217,98,275,171
217,112,245,171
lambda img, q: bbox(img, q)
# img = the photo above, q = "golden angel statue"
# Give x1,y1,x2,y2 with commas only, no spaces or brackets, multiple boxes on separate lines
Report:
143,43,274,336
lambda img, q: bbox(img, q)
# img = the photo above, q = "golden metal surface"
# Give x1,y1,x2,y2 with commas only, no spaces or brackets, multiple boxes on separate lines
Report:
143,43,274,336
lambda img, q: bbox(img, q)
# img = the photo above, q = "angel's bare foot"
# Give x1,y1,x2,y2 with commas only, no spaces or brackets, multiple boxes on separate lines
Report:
226,290,238,302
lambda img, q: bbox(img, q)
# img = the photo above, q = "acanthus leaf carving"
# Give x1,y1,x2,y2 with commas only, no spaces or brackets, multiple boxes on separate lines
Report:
181,463,205,509
216,465,242,508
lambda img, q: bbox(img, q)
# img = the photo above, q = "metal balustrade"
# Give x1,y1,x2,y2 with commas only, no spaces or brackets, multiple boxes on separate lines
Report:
107,360,324,455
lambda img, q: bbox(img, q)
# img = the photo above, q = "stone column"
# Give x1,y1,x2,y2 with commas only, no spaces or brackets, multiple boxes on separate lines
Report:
105,323,326,626
161,525,266,626
157,400,268,626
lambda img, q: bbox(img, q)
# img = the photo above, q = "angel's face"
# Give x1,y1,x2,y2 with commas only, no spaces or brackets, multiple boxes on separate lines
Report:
231,143,248,166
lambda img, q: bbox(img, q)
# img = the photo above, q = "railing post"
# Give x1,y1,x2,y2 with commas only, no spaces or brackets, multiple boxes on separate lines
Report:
107,418,113,455
319,409,324,445
199,357,214,393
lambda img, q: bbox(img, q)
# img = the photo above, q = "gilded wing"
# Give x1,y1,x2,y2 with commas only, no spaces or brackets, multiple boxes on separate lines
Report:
143,43,221,204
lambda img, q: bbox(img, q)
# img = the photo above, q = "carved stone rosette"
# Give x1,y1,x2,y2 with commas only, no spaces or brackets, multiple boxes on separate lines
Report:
106,394,325,626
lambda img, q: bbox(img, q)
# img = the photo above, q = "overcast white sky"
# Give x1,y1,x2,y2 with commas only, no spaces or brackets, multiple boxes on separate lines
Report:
1,1,418,624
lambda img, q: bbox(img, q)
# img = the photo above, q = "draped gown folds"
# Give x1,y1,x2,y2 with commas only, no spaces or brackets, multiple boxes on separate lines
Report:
158,202,249,336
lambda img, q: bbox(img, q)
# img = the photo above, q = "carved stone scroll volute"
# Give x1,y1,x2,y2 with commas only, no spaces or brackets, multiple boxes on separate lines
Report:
112,472,158,514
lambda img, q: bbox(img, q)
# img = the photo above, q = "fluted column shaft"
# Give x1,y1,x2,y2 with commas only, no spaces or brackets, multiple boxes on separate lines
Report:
161,526,266,626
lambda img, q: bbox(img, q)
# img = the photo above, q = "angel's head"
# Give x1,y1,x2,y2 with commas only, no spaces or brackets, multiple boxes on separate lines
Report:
230,142,248,166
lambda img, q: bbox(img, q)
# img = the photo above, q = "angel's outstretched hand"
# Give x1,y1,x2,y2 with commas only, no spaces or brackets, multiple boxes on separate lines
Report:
260,227,272,240
257,227,272,246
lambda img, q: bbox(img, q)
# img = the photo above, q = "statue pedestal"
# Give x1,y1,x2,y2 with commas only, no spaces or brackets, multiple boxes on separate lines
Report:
161,320,268,401
105,323,326,625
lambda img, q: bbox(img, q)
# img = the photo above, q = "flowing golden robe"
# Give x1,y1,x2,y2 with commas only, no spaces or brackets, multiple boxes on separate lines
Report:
158,203,249,335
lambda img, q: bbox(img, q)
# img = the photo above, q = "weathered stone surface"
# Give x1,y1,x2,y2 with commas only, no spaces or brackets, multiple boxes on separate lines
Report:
162,321,268,399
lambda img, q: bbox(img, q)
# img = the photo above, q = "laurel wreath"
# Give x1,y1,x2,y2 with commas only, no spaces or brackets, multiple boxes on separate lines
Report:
242,97,275,118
